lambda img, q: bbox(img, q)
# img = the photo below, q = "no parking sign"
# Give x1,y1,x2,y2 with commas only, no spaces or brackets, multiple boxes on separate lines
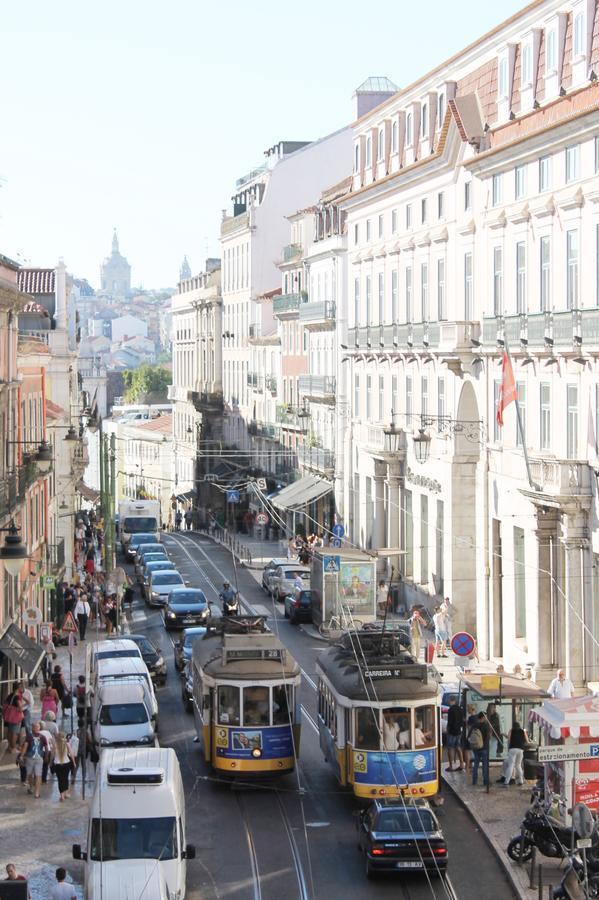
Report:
450,631,476,657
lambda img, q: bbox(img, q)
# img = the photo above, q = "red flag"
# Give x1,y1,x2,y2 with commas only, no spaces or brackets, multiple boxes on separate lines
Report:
496,351,516,427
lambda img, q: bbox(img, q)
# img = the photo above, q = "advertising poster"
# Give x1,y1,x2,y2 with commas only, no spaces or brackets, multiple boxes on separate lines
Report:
575,776,599,810
339,562,375,614
215,724,294,759
353,748,437,787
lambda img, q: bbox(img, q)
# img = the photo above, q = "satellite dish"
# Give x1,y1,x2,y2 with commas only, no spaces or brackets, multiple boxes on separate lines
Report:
573,802,594,839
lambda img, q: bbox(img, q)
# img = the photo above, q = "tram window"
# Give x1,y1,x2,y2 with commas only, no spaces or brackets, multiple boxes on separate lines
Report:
243,687,269,726
272,685,293,725
355,707,380,751
218,686,240,726
414,705,435,748
383,707,411,751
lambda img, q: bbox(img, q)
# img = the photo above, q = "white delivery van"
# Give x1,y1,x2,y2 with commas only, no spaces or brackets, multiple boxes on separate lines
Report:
94,657,158,723
87,859,171,899
73,747,195,900
87,639,143,681
93,682,157,749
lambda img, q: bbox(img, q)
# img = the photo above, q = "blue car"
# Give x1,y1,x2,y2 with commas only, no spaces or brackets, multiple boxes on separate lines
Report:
174,627,207,671
163,587,210,631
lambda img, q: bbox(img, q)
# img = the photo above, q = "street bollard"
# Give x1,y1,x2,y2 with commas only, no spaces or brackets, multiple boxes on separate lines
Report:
537,864,542,899
529,846,537,885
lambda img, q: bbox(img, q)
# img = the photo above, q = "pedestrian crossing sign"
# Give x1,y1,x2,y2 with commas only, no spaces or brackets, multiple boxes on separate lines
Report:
61,611,78,634
323,555,340,573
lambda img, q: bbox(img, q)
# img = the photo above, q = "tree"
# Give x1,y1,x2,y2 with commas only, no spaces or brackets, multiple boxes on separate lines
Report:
123,365,172,403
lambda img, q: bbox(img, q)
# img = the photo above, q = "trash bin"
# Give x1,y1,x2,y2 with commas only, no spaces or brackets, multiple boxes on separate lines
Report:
523,743,540,781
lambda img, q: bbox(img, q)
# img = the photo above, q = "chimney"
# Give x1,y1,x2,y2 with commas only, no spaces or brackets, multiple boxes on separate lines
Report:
55,258,67,330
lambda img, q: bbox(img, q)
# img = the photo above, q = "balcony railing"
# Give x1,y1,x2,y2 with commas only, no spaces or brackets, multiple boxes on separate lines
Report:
47,538,66,572
276,405,309,430
347,320,479,353
248,421,279,440
298,374,336,399
482,309,599,351
272,292,306,317
0,472,18,521
265,375,277,394
298,443,335,473
299,300,336,329
282,243,302,262
18,329,50,344
247,372,263,392
527,457,593,498
18,459,40,497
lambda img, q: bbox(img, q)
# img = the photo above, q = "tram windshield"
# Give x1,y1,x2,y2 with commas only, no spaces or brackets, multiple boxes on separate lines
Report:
356,707,380,750
218,685,240,725
216,685,295,727
356,705,437,751
243,687,269,726
272,685,293,725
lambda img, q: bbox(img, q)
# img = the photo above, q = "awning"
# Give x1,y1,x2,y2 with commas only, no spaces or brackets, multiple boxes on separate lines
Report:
176,490,195,503
271,474,332,512
0,623,45,678
75,479,100,504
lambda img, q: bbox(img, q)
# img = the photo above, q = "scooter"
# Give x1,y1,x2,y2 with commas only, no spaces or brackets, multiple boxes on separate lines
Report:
220,591,240,616
507,794,580,862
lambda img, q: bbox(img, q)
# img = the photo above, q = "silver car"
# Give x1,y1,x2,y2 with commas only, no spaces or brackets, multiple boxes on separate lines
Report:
147,569,185,607
269,565,310,602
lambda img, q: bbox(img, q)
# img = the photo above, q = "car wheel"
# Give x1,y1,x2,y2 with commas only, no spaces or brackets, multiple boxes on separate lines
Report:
365,858,374,880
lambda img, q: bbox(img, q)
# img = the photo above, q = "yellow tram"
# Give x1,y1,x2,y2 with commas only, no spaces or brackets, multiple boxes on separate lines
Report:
316,630,442,799
192,616,301,775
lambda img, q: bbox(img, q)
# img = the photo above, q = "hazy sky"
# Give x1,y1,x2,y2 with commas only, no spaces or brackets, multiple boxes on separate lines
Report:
0,0,524,289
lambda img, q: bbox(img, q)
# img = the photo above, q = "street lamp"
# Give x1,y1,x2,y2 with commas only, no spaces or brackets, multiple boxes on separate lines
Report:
413,428,432,464
383,414,402,455
0,522,28,577
64,425,79,442
36,439,53,474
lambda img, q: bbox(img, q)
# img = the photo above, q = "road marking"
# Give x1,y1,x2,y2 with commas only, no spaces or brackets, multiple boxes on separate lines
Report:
305,822,330,828
301,705,318,733
252,604,271,617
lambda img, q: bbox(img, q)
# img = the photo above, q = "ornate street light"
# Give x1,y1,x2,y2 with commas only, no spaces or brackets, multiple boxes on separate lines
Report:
0,522,28,577
413,428,432,464
35,439,53,474
383,416,402,455
64,425,79,442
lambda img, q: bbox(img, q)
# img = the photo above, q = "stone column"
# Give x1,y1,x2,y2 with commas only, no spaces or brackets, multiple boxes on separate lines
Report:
534,505,560,684
373,460,386,574
560,508,588,687
386,462,402,579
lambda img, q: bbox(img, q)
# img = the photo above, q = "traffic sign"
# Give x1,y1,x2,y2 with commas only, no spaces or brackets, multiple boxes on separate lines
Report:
24,606,42,626
61,611,78,634
42,575,56,589
331,538,341,548
226,490,240,504
323,555,341,573
332,523,345,539
450,631,476,657
255,512,269,526
538,744,599,763
256,478,267,490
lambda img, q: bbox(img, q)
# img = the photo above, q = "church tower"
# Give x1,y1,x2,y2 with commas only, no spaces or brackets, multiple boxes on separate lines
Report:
100,228,132,297
179,255,192,282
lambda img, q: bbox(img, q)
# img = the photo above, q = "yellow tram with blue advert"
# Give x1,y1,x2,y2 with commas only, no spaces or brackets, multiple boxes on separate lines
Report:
192,616,301,776
316,629,441,799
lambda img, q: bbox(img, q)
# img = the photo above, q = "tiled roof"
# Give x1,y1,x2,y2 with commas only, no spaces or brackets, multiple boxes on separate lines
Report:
46,399,67,420
136,414,173,435
18,268,55,295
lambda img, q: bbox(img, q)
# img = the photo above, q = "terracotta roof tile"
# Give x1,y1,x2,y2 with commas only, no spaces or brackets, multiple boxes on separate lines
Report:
135,414,173,435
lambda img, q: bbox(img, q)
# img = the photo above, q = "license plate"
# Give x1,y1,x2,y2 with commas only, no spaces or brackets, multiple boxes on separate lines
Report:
183,618,194,624
396,861,423,869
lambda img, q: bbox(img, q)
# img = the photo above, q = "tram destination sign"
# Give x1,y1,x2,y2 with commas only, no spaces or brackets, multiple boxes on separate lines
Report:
362,664,428,681
226,648,283,662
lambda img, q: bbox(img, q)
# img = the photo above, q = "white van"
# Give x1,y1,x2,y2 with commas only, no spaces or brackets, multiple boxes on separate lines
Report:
73,747,195,900
93,682,157,749
87,859,171,899
88,638,143,680
94,657,158,723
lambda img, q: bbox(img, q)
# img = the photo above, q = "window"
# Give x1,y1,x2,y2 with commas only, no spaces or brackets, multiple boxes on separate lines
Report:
574,12,585,56
436,500,444,592
539,155,551,192
354,373,360,414
464,252,473,320
366,375,372,419
421,375,428,417
391,208,398,234
516,382,526,446
421,103,428,138
406,204,412,228
498,56,508,96
218,685,240,725
366,219,372,241
546,29,556,70
437,92,445,124
521,43,532,84
493,246,503,315
391,270,398,321
437,192,444,219
492,173,502,207
420,263,428,321
567,384,578,458
540,236,551,312
378,375,385,421
365,275,372,324
540,383,551,451
404,490,413,578
353,277,360,325
378,273,384,324
406,112,413,145
354,143,360,173
464,181,472,211
420,495,428,585
405,266,413,321
421,198,427,224
516,242,526,313
494,380,501,441
406,375,413,422
567,229,579,309
514,527,526,639
566,145,580,183
437,258,446,320
378,128,384,161
391,120,398,154
392,375,398,418
438,377,445,423
378,214,384,239
356,707,380,751
273,685,292,725
515,165,526,200
365,136,372,167
244,686,269,725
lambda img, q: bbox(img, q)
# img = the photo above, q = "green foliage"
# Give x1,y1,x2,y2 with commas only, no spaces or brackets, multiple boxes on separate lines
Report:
123,364,172,403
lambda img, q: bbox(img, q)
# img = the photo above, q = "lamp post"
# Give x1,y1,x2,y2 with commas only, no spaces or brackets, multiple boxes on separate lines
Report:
0,522,28,577
413,428,432,464
8,440,54,474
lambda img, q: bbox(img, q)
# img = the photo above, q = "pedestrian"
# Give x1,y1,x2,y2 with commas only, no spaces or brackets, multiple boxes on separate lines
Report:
469,711,490,787
52,732,76,801
4,863,30,898
185,508,193,531
175,509,182,531
486,702,504,757
376,580,388,617
41,633,56,681
51,666,67,705
84,545,95,576
123,583,134,609
432,606,448,657
75,676,87,722
409,608,425,661
20,682,34,732
102,595,116,635
445,697,465,772
463,704,477,772
48,867,76,900
40,681,59,720
497,720,528,787
74,593,91,640
547,668,575,699
17,721,49,799
41,712,58,783
2,681,24,752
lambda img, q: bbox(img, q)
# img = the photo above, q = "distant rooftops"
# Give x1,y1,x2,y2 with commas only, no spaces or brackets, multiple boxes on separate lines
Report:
355,76,398,94
353,75,399,119
18,268,55,295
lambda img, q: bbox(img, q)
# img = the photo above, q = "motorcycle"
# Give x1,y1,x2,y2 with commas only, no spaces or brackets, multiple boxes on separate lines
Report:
553,854,599,899
507,794,580,862
220,590,240,616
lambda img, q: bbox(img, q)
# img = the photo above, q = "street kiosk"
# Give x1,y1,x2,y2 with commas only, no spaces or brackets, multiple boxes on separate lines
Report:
310,548,378,627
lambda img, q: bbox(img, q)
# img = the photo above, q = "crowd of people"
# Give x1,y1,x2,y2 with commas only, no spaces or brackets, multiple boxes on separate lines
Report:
287,532,328,565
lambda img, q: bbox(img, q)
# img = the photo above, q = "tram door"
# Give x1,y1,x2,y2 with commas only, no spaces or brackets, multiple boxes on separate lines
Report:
344,708,352,786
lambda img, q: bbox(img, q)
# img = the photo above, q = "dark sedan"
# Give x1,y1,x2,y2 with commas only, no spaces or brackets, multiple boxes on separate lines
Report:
284,589,313,624
163,587,210,631
174,627,207,671
125,533,157,561
357,800,447,878
125,633,168,685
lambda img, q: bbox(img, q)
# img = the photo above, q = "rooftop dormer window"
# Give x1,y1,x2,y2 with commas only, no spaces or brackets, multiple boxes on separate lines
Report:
365,136,372,168
378,128,384,161
406,112,413,146
421,103,428,139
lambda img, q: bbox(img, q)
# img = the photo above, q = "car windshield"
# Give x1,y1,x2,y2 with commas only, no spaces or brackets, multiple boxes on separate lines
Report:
131,638,155,655
171,592,205,606
96,650,139,661
146,562,172,572
284,570,308,579
90,816,177,861
99,703,148,725
142,550,166,561
127,522,158,536
183,633,203,649
152,573,183,586
376,809,435,833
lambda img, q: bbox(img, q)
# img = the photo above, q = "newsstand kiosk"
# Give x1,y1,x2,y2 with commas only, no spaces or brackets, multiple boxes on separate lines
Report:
528,695,599,825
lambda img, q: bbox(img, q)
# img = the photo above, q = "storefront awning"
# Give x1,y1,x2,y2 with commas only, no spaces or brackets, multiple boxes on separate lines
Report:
0,623,45,678
271,474,332,512
75,479,100,504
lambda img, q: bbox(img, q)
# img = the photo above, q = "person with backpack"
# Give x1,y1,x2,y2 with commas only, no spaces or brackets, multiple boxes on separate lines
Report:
2,682,24,752
445,697,465,771
469,711,490,787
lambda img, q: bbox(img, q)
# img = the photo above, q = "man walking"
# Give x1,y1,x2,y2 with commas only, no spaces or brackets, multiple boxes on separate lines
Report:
469,711,490,787
185,508,193,531
49,867,76,900
445,697,465,771
17,721,49,799
74,593,91,641
547,669,575,699
409,608,425,661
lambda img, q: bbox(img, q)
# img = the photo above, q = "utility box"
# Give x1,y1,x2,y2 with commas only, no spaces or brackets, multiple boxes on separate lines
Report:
310,548,377,627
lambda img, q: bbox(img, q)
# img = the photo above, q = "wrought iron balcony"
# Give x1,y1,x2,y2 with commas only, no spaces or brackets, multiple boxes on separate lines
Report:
248,421,279,440
298,374,336,400
298,443,335,473
299,300,336,330
272,292,306,317
276,405,309,430
282,243,302,262
482,309,599,351
265,375,277,394
0,472,18,521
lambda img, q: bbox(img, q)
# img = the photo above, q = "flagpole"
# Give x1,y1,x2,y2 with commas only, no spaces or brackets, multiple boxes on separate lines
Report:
503,337,537,491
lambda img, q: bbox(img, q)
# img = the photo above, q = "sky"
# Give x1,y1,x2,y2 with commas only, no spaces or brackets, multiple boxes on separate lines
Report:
0,0,525,290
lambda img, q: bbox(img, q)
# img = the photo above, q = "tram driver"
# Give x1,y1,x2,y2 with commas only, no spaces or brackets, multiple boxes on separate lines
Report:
382,710,400,750
243,687,269,726
414,713,434,748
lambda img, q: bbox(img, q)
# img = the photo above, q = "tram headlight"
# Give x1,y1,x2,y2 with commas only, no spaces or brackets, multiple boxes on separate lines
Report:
251,748,262,759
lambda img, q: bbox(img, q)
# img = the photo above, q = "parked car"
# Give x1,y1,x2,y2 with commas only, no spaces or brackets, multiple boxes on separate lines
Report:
261,558,288,592
126,633,168,685
174,627,207,672
357,799,448,878
269,565,310,601
126,533,158,562
181,663,193,714
163,588,210,631
142,560,178,599
284,589,313,624
440,683,460,741
135,544,168,578
147,570,185,607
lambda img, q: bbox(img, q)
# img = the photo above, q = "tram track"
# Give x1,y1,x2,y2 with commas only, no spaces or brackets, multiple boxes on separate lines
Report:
235,792,263,900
